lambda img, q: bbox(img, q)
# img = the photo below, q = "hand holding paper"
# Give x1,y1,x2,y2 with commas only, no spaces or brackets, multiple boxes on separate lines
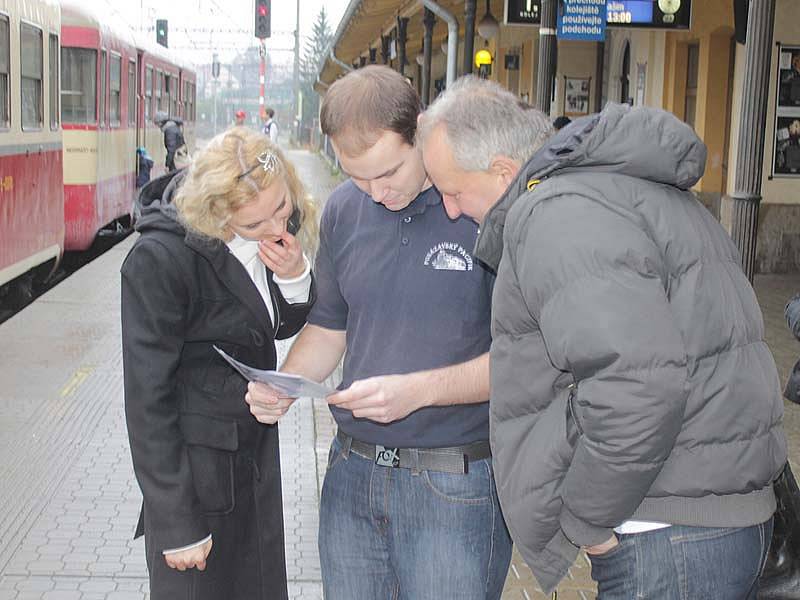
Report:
245,382,297,425
213,345,335,398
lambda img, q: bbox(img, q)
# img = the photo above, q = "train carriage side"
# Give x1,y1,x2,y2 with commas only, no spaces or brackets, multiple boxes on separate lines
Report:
0,0,63,288
135,41,195,180
60,2,136,251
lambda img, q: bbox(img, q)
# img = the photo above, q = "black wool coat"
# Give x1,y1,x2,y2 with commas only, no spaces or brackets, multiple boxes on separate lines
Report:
121,172,314,600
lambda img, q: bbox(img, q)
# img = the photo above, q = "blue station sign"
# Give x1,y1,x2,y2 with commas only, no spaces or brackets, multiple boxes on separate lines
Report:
557,0,607,41
504,0,691,30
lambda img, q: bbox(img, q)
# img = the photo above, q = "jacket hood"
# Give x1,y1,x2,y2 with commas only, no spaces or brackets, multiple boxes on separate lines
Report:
475,103,708,270
525,102,706,187
134,169,186,235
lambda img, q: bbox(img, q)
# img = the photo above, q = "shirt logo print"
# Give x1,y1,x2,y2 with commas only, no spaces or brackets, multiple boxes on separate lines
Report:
423,242,474,271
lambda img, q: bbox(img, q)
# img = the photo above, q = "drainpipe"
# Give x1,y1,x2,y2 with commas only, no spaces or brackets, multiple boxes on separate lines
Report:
330,50,354,73
421,8,436,105
316,0,361,82
421,0,458,87
397,17,410,76
536,0,557,115
463,0,477,75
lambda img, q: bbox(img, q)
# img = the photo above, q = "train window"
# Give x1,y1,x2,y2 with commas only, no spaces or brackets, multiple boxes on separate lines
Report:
170,76,177,117
21,23,43,130
99,50,106,127
109,54,120,126
163,73,169,112
0,16,9,129
186,82,194,121
61,48,96,123
128,60,135,126
49,34,58,130
145,65,152,121
156,70,163,112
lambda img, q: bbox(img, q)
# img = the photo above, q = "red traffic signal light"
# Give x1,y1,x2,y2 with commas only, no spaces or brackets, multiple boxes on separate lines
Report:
255,0,271,39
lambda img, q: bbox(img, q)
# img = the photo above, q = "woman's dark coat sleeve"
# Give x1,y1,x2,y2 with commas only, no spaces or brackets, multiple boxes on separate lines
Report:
121,237,209,550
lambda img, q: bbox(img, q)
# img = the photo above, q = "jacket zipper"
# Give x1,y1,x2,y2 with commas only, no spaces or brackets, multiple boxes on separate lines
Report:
567,384,584,436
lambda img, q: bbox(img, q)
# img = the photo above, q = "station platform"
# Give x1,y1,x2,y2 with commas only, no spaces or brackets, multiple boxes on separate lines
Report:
0,149,798,600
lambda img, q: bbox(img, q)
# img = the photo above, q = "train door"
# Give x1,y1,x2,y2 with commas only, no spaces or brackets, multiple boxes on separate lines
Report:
136,50,147,148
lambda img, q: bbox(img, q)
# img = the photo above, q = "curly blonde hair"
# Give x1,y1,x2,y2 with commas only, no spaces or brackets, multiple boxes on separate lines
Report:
175,127,319,255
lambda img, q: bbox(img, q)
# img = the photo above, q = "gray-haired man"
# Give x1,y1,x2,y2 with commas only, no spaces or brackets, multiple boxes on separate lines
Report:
418,76,785,598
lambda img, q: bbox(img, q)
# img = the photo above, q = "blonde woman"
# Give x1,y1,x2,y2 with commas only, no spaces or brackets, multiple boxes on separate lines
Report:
121,128,317,599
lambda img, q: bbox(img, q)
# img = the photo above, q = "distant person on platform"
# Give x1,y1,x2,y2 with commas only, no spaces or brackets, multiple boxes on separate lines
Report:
262,108,278,144
235,110,247,126
155,111,185,173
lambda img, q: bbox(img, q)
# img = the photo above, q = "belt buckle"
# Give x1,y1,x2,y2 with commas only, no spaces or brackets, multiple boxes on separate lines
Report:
375,445,400,468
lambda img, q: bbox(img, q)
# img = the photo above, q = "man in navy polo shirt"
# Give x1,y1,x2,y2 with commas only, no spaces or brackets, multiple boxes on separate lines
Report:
246,65,512,599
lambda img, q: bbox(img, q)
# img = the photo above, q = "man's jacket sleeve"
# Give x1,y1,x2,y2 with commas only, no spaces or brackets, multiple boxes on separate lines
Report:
514,191,689,548
121,239,209,550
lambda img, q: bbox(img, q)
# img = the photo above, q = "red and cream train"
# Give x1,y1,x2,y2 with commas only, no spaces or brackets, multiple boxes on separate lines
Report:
0,0,195,290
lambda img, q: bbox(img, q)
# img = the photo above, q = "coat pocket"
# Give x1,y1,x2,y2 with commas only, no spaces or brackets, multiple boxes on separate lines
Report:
180,413,239,515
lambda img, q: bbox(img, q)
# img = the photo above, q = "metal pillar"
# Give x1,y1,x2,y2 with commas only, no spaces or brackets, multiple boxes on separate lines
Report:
463,0,477,75
381,35,391,64
292,0,300,125
259,41,266,120
536,0,557,115
422,8,435,105
397,17,409,76
729,0,776,281
594,40,605,111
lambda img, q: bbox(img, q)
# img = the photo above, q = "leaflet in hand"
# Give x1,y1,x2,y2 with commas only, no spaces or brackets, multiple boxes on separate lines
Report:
213,345,335,398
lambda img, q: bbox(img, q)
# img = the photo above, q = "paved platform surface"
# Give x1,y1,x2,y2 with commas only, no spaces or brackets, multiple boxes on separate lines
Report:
0,149,798,600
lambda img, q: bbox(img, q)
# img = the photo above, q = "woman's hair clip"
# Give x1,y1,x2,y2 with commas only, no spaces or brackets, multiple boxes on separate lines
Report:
256,150,278,174
237,149,279,182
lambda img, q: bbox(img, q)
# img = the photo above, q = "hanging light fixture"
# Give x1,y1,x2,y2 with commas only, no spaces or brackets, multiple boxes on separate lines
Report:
477,0,500,40
416,52,425,66
441,40,448,55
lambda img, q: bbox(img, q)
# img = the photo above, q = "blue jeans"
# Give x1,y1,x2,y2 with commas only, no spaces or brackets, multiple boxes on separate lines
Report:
589,519,773,599
318,436,512,600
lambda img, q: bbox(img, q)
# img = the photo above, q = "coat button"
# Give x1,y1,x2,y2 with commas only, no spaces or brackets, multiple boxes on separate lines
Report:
250,328,265,347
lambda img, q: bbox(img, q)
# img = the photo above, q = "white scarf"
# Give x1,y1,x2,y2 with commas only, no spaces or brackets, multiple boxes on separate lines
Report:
226,234,274,324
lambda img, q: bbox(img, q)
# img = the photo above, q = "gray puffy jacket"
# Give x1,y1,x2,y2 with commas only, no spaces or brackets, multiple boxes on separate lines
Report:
474,103,787,594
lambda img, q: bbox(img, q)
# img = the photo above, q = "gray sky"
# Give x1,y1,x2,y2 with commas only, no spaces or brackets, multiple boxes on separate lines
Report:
94,0,350,66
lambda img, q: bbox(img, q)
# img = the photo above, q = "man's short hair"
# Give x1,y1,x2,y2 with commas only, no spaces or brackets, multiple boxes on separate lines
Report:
266,107,275,118
418,76,553,172
320,65,421,157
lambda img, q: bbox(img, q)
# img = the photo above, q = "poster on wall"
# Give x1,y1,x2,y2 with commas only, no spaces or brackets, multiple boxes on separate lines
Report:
773,45,800,177
564,77,591,116
778,47,800,108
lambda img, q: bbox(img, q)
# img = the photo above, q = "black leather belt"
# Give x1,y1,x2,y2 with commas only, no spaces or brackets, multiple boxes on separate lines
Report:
335,430,491,475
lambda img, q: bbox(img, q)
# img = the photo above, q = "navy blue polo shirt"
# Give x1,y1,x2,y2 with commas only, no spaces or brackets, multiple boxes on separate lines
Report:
308,180,494,448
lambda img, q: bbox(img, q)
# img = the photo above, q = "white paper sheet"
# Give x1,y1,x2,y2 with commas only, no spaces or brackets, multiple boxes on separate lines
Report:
213,345,335,398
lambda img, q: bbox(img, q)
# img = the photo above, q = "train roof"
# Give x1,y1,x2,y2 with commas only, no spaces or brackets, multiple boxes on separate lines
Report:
15,0,60,33
60,0,195,74
60,0,136,46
